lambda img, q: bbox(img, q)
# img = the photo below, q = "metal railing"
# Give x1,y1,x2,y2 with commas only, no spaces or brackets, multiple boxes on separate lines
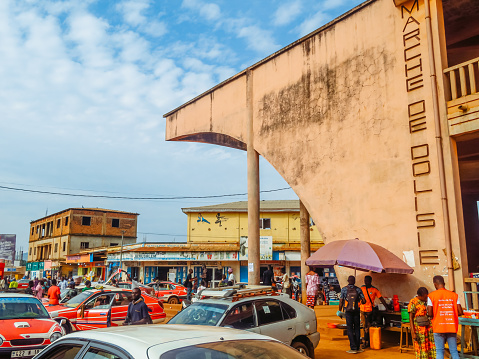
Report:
444,56,479,101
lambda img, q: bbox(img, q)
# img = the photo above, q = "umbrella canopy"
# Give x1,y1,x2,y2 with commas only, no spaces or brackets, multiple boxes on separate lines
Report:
305,238,414,274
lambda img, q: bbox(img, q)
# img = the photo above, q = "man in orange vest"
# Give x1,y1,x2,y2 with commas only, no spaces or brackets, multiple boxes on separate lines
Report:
427,275,463,359
360,275,390,348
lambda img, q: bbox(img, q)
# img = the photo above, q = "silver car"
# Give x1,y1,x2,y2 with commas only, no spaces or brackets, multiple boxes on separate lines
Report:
168,287,319,358
32,325,309,359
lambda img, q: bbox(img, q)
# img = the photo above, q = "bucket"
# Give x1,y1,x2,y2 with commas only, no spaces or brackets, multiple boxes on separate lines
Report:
369,327,382,350
329,300,340,306
401,308,410,323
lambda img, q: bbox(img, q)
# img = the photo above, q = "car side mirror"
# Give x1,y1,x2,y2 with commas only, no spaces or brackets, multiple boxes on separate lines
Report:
60,319,66,326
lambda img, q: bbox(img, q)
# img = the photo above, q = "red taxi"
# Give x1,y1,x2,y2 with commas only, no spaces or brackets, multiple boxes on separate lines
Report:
46,288,165,333
147,281,187,304
117,282,155,296
16,280,30,290
0,294,63,358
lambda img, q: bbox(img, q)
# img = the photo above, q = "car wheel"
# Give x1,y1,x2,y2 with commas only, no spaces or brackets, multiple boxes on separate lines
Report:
168,297,179,304
61,322,71,334
292,341,310,357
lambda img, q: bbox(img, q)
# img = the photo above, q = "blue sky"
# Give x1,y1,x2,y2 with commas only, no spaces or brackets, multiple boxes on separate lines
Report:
0,0,363,252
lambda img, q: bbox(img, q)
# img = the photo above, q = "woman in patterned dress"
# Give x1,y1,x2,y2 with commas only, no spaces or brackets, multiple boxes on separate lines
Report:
305,268,320,308
408,287,436,359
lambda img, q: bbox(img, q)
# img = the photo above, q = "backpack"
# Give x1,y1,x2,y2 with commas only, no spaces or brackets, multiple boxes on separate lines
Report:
345,286,360,312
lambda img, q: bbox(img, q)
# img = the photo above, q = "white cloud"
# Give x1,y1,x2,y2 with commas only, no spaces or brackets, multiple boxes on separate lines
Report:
181,0,221,21
116,0,167,37
297,10,329,37
273,1,302,26
237,25,280,54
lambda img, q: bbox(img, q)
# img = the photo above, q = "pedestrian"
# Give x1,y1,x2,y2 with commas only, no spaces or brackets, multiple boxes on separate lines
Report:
327,285,338,301
9,277,18,290
409,287,436,359
34,277,39,289
64,282,78,301
360,275,390,348
305,267,320,308
82,280,94,292
73,276,82,287
184,269,197,301
427,275,463,359
262,265,275,286
227,268,235,286
111,278,119,288
25,281,35,295
47,279,61,306
282,269,291,297
219,274,228,287
35,280,44,299
0,276,4,291
201,264,209,288
122,287,151,326
339,275,366,354
60,277,68,291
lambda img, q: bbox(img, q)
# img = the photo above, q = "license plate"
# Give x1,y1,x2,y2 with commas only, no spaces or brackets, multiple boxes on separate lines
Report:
11,349,41,358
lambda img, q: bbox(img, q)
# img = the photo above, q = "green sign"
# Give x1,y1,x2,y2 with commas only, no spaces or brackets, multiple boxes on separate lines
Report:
26,262,45,271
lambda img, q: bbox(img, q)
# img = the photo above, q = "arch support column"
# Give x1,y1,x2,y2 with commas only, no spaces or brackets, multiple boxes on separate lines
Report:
300,201,310,304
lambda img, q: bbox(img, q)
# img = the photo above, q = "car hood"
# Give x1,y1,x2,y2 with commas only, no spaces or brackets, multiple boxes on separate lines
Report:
46,305,74,316
0,318,60,339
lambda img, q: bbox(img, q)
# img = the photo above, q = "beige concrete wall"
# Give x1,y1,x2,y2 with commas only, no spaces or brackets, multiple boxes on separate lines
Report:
166,0,465,300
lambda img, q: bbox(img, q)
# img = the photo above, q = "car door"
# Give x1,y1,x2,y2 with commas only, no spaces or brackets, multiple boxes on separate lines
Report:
254,300,296,344
76,293,114,330
109,292,131,326
220,302,260,334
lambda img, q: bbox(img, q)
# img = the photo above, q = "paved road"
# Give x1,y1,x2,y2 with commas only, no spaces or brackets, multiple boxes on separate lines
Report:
315,338,415,358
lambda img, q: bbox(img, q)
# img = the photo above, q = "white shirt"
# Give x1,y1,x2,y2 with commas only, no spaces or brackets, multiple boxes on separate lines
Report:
427,297,460,306
228,273,235,283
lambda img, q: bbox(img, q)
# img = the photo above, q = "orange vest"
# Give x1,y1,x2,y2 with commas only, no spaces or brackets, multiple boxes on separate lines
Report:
360,286,382,312
429,288,459,333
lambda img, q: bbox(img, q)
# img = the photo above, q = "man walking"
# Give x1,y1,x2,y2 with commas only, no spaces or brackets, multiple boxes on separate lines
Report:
427,275,463,359
282,269,291,297
360,275,390,348
185,269,197,301
263,265,275,286
123,287,151,326
47,279,61,306
339,276,366,354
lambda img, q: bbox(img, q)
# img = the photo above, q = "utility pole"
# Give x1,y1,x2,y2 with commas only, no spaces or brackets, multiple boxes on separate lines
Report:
119,230,126,279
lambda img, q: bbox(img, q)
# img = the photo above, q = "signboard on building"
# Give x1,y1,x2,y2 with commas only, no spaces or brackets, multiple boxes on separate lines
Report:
239,236,273,260
0,234,16,263
107,251,239,262
66,254,92,263
26,261,44,271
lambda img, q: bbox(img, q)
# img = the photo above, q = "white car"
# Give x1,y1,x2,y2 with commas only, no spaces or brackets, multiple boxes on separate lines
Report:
32,325,309,359
168,286,319,358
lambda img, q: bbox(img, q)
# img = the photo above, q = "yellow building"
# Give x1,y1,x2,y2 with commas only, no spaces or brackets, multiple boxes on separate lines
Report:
182,200,323,282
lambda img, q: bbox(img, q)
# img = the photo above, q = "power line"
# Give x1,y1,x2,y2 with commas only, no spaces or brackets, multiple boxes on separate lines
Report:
0,185,292,200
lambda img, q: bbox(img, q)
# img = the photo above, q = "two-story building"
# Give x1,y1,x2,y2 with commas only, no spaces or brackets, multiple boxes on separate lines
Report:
102,200,324,285
28,208,138,279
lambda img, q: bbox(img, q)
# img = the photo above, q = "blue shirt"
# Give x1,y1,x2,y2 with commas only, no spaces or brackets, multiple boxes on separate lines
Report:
126,298,149,324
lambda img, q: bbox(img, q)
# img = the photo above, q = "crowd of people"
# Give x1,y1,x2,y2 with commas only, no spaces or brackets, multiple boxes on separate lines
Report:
335,274,462,358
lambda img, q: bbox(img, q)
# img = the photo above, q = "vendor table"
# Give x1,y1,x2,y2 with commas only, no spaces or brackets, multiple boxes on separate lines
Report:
459,290,479,359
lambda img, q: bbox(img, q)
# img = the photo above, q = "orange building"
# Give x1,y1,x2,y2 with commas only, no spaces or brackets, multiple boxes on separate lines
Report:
28,208,137,278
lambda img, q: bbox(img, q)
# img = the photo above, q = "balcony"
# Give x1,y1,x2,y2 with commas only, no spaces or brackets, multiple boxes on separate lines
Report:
444,56,479,136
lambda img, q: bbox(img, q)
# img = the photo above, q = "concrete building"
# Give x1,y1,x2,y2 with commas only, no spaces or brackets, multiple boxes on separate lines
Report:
164,0,479,300
28,208,138,278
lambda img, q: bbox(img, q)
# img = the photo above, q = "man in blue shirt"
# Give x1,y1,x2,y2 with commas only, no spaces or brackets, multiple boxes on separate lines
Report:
123,288,150,325
339,276,366,354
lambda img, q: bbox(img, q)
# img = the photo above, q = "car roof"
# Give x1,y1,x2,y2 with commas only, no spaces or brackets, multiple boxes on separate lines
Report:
195,293,291,306
55,324,276,356
0,293,38,298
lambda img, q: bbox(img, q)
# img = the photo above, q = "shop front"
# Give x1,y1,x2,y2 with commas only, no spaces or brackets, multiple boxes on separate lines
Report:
107,250,240,286
26,261,45,279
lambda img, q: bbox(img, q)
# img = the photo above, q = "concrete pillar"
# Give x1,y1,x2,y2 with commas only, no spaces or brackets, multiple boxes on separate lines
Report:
300,201,311,304
247,69,260,285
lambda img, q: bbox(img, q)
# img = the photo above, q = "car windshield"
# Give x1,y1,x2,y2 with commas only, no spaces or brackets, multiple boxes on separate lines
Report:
157,340,306,359
64,291,94,308
168,303,228,326
0,297,50,319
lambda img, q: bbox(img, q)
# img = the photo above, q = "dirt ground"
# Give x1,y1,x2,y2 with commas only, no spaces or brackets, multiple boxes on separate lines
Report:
314,339,416,358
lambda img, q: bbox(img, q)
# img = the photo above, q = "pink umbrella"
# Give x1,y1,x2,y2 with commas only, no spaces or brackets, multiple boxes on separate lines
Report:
305,238,413,274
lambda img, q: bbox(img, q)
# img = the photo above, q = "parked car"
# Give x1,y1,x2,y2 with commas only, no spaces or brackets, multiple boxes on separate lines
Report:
16,279,30,290
117,282,155,296
0,293,63,358
32,324,308,359
147,281,187,304
45,288,165,333
168,286,319,358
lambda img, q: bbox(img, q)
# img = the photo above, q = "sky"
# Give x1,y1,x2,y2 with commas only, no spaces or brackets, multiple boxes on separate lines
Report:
0,0,363,253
